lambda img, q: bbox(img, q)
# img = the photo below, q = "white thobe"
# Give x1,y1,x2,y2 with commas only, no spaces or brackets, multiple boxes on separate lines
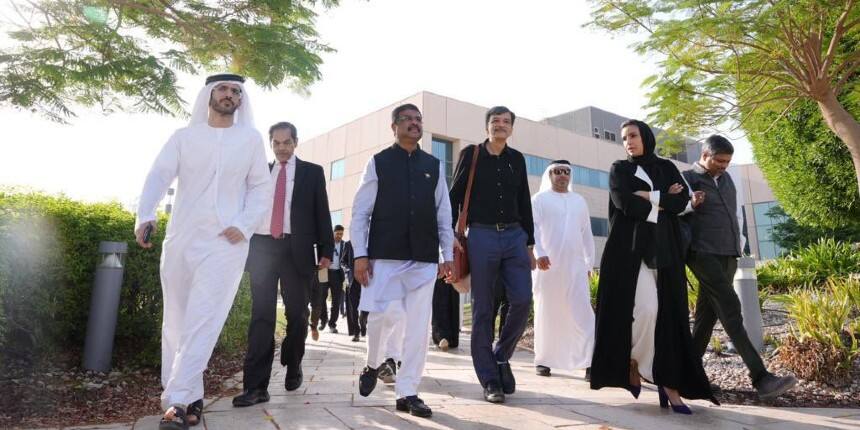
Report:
135,124,272,409
349,154,454,398
531,190,596,371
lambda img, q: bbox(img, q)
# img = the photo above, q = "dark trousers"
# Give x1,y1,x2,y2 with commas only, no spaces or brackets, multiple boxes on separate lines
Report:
468,225,533,387
687,250,767,384
318,269,345,328
309,275,324,329
492,279,510,340
243,235,312,390
432,279,460,348
345,279,368,336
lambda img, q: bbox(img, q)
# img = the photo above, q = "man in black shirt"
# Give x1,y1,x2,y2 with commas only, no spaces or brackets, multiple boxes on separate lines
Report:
450,106,535,403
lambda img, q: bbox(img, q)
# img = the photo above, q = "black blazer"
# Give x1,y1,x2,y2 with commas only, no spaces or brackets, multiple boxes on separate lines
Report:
341,241,355,284
260,157,334,275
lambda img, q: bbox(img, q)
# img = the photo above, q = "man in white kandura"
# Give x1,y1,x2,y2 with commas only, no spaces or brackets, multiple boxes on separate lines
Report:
351,103,455,419
134,74,272,430
532,160,596,379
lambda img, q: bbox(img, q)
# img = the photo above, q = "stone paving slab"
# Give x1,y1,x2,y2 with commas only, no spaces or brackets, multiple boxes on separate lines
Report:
50,317,860,429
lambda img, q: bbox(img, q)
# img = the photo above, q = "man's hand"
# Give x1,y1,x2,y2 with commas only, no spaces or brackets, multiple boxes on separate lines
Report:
528,247,537,270
453,236,464,252
691,190,705,208
135,221,156,249
537,256,551,271
318,257,332,270
354,257,372,287
220,227,245,244
439,261,456,283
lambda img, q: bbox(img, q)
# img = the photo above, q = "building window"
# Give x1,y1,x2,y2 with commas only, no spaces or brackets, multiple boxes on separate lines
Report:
330,209,343,227
431,137,454,185
330,158,345,180
752,201,786,259
604,130,616,142
593,127,601,139
524,154,553,176
590,217,609,237
572,165,610,189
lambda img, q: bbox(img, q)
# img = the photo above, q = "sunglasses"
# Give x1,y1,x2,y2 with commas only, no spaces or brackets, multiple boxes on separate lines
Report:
551,168,571,175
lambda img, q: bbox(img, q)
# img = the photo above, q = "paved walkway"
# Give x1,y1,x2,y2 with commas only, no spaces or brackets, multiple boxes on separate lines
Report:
60,319,859,430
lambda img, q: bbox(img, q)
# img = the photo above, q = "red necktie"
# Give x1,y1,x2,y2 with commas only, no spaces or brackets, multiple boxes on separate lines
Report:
270,161,287,238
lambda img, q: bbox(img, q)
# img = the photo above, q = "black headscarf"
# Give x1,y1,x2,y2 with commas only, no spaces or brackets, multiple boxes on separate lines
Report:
624,119,659,166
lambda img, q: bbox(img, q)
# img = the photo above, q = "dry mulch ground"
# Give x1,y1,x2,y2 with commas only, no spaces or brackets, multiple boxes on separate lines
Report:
0,349,244,429
517,302,860,408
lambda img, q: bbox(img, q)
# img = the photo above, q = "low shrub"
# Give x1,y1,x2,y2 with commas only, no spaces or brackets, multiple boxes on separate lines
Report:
773,278,860,385
0,191,251,369
757,238,860,292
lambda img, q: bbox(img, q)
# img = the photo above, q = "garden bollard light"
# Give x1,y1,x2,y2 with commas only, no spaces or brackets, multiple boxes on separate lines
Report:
733,256,764,352
82,241,128,372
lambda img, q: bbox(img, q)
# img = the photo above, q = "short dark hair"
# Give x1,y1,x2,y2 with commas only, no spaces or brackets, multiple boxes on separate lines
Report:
702,135,734,156
269,121,298,141
333,225,345,232
485,106,516,126
391,103,421,123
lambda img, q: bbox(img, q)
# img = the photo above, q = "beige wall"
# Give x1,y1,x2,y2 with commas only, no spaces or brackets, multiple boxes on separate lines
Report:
297,91,779,263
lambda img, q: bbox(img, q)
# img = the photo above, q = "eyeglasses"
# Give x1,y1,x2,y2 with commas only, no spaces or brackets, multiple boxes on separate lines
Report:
551,168,571,175
396,115,423,123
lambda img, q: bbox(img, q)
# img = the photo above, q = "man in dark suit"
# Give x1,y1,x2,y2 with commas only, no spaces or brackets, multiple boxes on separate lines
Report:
233,121,334,407
317,225,347,333
342,237,368,342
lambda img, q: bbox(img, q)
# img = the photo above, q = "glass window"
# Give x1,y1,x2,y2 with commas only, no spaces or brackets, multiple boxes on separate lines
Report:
431,138,454,185
524,154,552,176
571,165,610,190
330,159,345,181
752,201,785,259
330,209,343,227
590,217,609,237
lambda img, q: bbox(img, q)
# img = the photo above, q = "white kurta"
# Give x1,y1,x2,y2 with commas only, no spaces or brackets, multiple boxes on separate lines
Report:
135,124,272,408
349,152,454,398
531,190,596,371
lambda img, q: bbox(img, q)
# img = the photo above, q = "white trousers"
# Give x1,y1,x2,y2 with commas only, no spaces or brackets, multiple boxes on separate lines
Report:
364,260,436,398
159,225,248,410
630,262,659,382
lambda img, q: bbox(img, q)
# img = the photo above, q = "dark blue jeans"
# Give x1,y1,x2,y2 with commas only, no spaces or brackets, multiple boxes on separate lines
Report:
468,225,532,387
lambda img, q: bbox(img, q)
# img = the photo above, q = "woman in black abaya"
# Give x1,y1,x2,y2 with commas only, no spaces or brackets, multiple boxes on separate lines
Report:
589,119,716,414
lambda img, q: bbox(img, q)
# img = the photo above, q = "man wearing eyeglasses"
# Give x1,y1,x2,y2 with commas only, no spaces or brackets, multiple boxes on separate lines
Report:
531,160,596,379
449,106,535,403
350,103,455,418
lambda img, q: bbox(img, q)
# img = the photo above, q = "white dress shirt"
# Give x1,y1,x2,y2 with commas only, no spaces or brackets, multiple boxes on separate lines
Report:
255,156,296,236
350,156,454,262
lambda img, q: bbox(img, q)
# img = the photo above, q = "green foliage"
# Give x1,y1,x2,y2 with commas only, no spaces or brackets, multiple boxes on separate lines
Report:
0,190,251,368
757,238,860,291
686,266,700,313
0,1,340,122
747,94,860,228
587,0,860,154
589,271,599,308
772,278,860,370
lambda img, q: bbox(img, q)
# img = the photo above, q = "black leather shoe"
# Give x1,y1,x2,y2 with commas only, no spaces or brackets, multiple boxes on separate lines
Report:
498,362,515,394
232,389,270,407
396,395,432,418
285,368,303,391
318,321,327,331
378,358,397,384
535,365,551,377
329,326,338,334
351,334,360,342
755,372,798,400
483,381,505,403
358,365,378,397
584,367,591,382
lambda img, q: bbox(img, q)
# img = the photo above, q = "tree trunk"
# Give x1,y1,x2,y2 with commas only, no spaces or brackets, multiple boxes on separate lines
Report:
816,90,860,198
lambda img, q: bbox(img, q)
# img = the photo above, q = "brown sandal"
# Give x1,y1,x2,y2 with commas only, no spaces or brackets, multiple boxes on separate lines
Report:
159,405,189,430
186,399,203,426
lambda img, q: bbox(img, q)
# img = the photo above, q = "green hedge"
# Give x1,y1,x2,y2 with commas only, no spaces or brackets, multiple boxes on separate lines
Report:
0,191,250,368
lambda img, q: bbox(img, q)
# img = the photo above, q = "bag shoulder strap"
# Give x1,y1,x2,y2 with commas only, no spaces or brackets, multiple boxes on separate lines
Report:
456,145,480,235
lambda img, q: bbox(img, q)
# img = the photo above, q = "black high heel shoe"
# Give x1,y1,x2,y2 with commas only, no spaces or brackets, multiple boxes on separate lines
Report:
626,384,641,399
658,386,692,415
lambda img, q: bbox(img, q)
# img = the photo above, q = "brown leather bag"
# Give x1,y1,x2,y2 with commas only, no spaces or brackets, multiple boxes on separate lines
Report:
452,145,479,293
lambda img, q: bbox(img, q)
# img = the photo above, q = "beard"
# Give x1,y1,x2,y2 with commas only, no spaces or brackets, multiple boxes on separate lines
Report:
209,97,239,115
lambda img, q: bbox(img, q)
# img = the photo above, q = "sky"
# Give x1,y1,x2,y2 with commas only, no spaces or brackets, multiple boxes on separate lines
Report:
0,0,755,205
